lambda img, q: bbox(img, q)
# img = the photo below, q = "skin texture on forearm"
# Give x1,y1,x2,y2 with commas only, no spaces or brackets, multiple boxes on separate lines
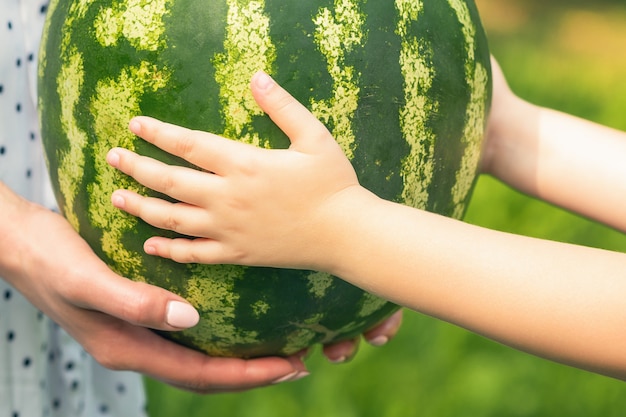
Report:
527,107,626,231
0,181,34,282
481,60,626,232
321,187,626,380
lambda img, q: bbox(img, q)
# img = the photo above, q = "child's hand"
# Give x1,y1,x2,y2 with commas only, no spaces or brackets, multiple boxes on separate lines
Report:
107,71,363,271
107,72,401,356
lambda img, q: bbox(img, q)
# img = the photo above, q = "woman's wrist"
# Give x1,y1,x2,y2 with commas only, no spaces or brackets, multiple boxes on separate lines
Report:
0,182,31,281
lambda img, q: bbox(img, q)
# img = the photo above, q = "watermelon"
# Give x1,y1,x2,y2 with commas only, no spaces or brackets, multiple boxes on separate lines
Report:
38,0,492,358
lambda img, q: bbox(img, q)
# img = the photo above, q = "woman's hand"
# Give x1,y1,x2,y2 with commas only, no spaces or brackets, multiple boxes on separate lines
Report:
0,182,307,393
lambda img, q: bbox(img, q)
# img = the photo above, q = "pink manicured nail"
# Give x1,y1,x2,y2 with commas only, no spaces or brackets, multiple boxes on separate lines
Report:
290,371,310,382
367,335,389,347
144,244,157,255
328,355,347,364
166,301,200,328
272,371,309,384
253,71,275,90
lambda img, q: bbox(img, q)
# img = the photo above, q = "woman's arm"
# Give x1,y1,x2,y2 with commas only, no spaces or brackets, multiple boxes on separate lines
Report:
107,68,626,380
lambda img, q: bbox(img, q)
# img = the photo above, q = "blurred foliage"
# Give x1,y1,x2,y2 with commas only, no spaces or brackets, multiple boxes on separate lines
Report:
145,1,626,416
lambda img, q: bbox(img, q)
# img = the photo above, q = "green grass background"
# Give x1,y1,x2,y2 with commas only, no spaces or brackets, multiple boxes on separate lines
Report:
145,1,626,415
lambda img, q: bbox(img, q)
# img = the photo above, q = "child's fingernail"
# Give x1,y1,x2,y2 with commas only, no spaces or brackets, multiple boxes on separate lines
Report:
129,118,142,134
166,301,200,328
106,150,120,167
111,192,125,208
144,244,157,255
254,71,275,90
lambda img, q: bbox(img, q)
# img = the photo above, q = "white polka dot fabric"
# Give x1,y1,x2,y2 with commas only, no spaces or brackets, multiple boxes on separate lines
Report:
1,1,148,416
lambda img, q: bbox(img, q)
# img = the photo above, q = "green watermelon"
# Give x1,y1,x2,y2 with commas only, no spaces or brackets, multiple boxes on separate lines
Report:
38,0,492,358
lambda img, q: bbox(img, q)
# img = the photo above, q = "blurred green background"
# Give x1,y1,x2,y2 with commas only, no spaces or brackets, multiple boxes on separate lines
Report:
145,1,626,415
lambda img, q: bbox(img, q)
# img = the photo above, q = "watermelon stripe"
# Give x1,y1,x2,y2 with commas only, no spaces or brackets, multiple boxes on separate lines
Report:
310,0,364,160
184,264,261,357
56,49,86,231
451,63,488,218
214,0,276,145
396,0,437,210
447,0,490,218
54,0,101,232
89,61,170,280
92,0,171,50
448,0,476,72
83,1,172,279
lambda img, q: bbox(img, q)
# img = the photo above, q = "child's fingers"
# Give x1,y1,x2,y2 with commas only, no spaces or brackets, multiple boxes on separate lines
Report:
128,116,251,175
143,236,227,265
107,147,217,207
111,189,215,238
250,71,335,153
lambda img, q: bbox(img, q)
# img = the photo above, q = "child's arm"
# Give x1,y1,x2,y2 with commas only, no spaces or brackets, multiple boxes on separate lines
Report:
107,66,626,380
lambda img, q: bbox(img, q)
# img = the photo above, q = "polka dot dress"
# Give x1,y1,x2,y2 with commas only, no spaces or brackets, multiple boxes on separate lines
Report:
1,1,148,416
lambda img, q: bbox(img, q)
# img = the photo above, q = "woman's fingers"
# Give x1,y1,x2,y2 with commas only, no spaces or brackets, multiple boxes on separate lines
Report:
321,310,403,363
322,338,360,364
81,320,308,394
74,273,200,331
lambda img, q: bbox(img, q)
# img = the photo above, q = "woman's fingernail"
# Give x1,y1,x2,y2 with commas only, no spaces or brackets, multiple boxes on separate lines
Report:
367,336,389,347
144,244,157,255
272,371,297,384
254,71,275,90
291,371,310,382
166,301,200,329
328,355,347,364
272,371,309,384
